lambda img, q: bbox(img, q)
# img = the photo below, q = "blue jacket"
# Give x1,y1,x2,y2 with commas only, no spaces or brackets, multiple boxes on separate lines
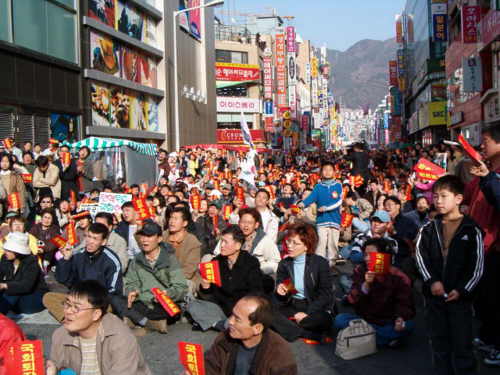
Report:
480,171,500,212
56,246,123,295
302,180,342,228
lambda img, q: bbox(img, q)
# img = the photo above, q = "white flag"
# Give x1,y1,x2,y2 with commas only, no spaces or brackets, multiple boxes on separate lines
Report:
240,111,254,149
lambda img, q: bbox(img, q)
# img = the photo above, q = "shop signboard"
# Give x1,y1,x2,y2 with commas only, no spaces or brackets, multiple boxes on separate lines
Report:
216,129,266,144
216,97,260,113
275,33,287,108
481,9,500,46
215,63,260,82
429,101,447,126
286,26,296,53
389,60,398,86
263,57,273,99
462,56,482,93
462,5,480,44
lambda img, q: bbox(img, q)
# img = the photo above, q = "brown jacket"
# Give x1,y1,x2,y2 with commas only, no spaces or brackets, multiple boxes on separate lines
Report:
50,313,151,375
0,172,26,209
33,163,61,199
205,330,298,375
163,230,202,286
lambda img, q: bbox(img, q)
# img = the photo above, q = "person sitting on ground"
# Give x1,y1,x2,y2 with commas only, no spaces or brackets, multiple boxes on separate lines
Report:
43,223,122,322
405,195,431,229
273,223,334,342
199,225,263,317
94,212,129,273
29,208,61,269
46,280,151,375
115,201,142,259
163,207,202,295
335,238,416,347
344,191,374,233
0,232,47,315
0,214,40,258
196,202,226,256
254,189,279,243
203,295,298,375
340,210,398,264
113,220,188,335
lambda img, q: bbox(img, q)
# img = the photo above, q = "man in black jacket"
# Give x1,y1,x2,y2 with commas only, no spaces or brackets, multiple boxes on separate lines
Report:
43,223,122,322
54,145,79,201
416,175,484,375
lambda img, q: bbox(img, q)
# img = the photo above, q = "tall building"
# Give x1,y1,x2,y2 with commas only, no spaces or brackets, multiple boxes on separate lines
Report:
0,0,81,144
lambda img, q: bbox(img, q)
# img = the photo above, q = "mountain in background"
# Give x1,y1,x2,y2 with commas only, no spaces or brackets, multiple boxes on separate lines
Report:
327,38,397,111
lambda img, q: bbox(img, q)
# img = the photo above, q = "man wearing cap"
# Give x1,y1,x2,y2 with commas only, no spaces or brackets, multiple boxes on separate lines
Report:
43,223,123,322
219,183,234,206
111,220,188,335
341,210,399,265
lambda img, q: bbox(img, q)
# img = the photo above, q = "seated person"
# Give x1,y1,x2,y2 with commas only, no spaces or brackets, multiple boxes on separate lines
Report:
113,220,188,335
0,214,41,259
335,238,415,347
163,207,202,295
203,295,297,375
273,223,334,342
46,280,151,375
213,208,281,277
43,223,123,322
0,313,25,375
344,191,374,233
94,212,129,273
0,232,47,314
199,225,263,317
341,210,398,264
29,208,61,268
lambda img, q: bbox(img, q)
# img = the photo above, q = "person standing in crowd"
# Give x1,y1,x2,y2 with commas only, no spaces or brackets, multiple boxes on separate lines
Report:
33,155,61,200
0,152,27,213
405,196,431,229
54,145,79,201
416,175,484,375
300,161,343,266
344,142,370,183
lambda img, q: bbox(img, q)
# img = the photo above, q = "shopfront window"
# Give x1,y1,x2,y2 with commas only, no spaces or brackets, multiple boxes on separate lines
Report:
5,0,78,64
216,50,249,64
216,85,248,97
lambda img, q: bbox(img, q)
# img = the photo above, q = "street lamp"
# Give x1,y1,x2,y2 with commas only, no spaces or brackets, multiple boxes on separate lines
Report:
173,0,224,151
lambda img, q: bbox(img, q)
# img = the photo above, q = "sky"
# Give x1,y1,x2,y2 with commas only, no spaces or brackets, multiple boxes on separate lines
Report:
215,0,407,51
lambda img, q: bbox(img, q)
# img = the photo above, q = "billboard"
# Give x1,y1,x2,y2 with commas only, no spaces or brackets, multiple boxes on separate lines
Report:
216,97,260,113
462,5,480,43
389,60,398,86
286,26,296,53
215,63,260,82
263,57,273,100
178,0,202,41
275,33,287,108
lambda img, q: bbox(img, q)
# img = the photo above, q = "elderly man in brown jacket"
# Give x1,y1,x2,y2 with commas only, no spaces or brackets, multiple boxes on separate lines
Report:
202,295,298,375
47,280,151,375
163,206,202,294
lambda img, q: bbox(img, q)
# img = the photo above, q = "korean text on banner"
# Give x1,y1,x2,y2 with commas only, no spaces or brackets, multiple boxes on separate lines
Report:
4,340,45,375
458,134,482,163
151,288,181,317
98,192,132,214
368,252,391,274
275,33,287,108
462,5,480,43
178,342,205,375
413,158,446,181
7,192,21,211
198,261,222,286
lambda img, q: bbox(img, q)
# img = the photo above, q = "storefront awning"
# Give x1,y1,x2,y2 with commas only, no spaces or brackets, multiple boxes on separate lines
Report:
216,80,259,89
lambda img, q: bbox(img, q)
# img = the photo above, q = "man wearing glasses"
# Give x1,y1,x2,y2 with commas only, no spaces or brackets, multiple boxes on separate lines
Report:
46,280,151,375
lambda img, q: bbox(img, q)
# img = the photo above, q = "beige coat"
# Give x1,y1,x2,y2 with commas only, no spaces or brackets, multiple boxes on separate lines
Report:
50,313,151,375
33,163,61,199
163,230,202,287
0,172,27,209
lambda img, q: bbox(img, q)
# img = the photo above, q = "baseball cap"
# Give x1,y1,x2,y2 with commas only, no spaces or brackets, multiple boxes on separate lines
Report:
371,210,391,223
136,219,162,236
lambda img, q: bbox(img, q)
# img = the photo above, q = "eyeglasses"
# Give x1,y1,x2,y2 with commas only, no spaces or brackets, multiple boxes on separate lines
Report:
61,301,96,314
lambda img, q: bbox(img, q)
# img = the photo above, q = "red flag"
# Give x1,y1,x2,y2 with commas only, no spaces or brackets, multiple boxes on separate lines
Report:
413,158,446,181
212,215,219,233
235,186,245,202
151,288,181,317
133,198,152,220
222,205,232,221
70,211,91,220
190,194,201,211
349,175,364,188
3,340,45,375
368,252,391,274
458,134,482,163
49,235,67,249
70,190,77,206
21,174,33,184
198,261,222,287
67,221,77,246
7,192,21,210
61,151,71,165
178,342,205,375
282,278,298,295
290,205,302,215
341,212,354,228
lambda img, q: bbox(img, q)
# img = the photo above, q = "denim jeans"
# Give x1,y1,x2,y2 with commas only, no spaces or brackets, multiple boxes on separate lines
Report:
334,313,415,346
0,291,45,315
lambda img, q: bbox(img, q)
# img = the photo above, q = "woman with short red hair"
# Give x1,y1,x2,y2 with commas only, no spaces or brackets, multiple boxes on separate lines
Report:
273,222,335,342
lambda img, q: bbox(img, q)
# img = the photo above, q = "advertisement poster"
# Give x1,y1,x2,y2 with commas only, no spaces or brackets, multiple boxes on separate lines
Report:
275,33,287,108
91,83,111,127
462,5,480,43
98,192,132,214
129,94,148,131
215,63,260,82
121,47,141,83
178,0,190,32
189,0,201,40
88,0,115,28
110,88,131,128
117,0,144,41
50,114,77,142
147,98,159,132
144,18,158,47
90,31,121,77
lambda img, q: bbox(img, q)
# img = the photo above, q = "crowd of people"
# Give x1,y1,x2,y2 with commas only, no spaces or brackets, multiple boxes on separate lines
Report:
0,123,498,374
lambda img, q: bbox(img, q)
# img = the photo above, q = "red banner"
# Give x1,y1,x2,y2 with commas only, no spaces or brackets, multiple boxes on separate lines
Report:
70,190,77,206
389,60,398,86
190,194,201,211
151,288,181,317
49,235,67,249
215,63,260,82
70,211,90,220
235,186,245,202
67,221,77,246
462,5,480,43
7,192,21,210
341,212,354,228
4,340,45,375
61,152,71,165
414,158,446,181
458,134,482,163
348,175,364,188
133,198,152,220
222,205,232,221
178,342,205,375
216,129,266,144
290,205,302,216
21,174,32,184
368,252,391,274
198,261,222,287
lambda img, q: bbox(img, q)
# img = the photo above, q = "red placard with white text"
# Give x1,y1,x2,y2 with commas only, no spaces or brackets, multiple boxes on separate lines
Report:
3,340,45,375
368,252,391,274
151,288,181,317
458,134,482,163
198,261,222,287
178,342,205,375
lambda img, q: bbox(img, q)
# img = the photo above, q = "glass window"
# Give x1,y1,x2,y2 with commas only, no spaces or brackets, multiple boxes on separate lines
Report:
13,0,47,55
52,0,75,8
0,0,12,42
215,50,248,64
216,49,231,63
47,2,76,63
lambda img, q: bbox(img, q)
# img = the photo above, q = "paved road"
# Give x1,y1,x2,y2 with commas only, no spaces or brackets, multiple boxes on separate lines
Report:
19,311,497,375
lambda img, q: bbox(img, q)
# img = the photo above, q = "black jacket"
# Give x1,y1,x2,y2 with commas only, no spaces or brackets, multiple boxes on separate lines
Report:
0,255,47,295
115,221,131,244
276,254,334,314
54,159,79,201
55,246,123,295
415,215,484,299
199,251,263,316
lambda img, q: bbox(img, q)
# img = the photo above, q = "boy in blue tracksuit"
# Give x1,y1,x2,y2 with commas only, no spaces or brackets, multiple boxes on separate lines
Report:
300,161,343,266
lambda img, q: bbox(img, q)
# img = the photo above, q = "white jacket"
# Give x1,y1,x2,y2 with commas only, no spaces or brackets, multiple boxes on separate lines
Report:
213,232,281,276
258,209,279,244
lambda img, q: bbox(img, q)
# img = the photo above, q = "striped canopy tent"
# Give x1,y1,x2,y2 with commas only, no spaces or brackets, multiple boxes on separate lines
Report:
63,137,157,156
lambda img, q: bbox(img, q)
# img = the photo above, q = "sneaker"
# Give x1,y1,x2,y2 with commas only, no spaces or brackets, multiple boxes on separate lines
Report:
145,319,168,334
484,349,500,366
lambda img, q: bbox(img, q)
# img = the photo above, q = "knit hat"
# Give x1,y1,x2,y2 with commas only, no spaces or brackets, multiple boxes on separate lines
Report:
3,232,31,255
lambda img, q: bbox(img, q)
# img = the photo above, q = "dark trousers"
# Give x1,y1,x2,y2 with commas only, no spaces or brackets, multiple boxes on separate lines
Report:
0,291,45,315
272,297,332,342
424,297,477,375
110,295,178,325
475,250,500,349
